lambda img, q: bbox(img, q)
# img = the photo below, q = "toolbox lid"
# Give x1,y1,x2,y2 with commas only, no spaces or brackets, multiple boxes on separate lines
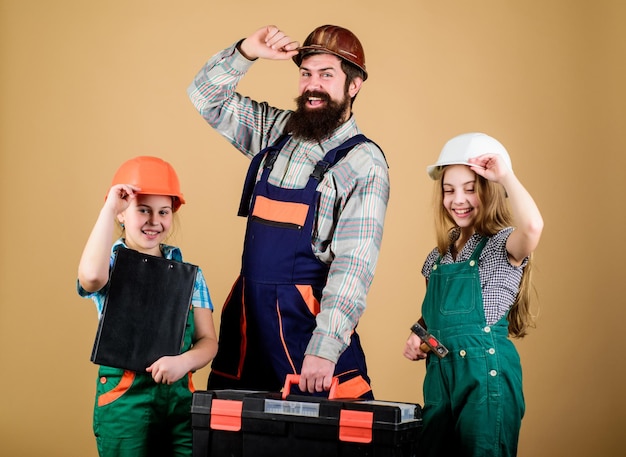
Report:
264,398,321,417
351,400,419,423
191,389,263,415
243,391,344,424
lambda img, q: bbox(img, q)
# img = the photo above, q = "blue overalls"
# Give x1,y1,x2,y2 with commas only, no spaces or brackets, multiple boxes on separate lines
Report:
418,237,525,456
208,135,373,399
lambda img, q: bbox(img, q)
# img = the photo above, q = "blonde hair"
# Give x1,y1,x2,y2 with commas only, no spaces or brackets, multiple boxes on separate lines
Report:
432,168,535,338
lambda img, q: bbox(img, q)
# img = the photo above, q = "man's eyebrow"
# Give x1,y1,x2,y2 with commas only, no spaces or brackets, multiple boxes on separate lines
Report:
300,65,337,73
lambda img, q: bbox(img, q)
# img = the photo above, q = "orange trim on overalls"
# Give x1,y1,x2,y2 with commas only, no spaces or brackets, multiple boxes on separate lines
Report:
98,370,136,407
295,284,321,316
277,299,298,374
239,279,248,378
211,277,248,381
188,372,195,392
251,195,309,226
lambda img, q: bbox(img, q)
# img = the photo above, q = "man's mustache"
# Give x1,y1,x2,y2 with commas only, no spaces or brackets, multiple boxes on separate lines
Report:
299,91,331,104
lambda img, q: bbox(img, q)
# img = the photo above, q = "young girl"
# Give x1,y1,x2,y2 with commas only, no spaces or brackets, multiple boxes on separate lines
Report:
403,133,544,457
77,156,218,457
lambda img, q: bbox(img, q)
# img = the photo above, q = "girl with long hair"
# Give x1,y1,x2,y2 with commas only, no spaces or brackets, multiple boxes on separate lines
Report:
403,133,544,456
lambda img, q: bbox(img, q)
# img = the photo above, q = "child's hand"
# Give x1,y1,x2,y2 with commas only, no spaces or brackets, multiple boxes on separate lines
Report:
468,154,511,184
104,184,141,215
403,333,428,361
146,356,189,385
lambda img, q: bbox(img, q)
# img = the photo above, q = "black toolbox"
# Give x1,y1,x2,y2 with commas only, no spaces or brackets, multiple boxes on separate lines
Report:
242,392,422,457
192,381,422,457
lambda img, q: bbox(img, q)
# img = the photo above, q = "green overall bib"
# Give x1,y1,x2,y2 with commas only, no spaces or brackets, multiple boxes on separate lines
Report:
93,306,196,457
418,237,525,457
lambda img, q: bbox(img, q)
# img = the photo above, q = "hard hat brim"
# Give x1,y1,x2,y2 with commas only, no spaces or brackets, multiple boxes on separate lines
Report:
293,47,368,80
426,162,486,180
427,132,511,180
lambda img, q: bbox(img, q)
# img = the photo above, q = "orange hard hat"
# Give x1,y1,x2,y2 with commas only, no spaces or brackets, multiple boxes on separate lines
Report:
293,25,368,80
109,156,185,211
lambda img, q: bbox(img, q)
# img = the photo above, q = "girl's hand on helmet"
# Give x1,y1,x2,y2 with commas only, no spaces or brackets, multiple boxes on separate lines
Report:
105,184,141,214
239,25,300,61
468,154,511,184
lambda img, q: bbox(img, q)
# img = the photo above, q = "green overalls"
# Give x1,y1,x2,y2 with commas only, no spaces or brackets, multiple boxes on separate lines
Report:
418,237,525,457
92,306,195,457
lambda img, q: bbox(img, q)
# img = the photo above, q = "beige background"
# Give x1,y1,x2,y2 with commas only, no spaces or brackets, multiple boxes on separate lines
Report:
1,0,625,455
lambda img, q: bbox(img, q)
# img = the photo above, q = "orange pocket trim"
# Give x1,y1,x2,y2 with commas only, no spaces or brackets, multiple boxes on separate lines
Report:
252,196,309,226
295,284,320,316
188,372,195,393
97,370,135,407
339,409,374,443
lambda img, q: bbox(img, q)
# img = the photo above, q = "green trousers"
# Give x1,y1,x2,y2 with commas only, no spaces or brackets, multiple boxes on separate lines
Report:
93,367,195,457
93,306,196,456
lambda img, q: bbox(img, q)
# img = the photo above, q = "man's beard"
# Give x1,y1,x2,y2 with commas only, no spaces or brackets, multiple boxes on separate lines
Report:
285,90,351,142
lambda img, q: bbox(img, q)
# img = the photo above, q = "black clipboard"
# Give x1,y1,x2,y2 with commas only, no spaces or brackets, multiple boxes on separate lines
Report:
90,247,198,372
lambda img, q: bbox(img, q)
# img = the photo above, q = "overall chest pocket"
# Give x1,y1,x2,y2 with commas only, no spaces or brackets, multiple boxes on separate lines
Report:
439,274,477,315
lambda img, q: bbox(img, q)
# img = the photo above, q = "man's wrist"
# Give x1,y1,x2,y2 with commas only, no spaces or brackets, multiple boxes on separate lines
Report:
305,333,343,363
236,38,257,61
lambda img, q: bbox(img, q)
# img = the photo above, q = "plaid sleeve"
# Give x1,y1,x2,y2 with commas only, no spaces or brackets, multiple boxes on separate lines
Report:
76,280,108,317
306,144,390,362
186,42,290,157
192,267,214,311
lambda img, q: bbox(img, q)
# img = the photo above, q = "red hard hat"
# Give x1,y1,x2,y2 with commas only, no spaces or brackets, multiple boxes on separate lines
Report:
293,25,368,80
109,156,185,211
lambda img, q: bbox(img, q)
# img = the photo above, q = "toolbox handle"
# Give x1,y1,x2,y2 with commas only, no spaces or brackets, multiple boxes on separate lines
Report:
282,374,339,399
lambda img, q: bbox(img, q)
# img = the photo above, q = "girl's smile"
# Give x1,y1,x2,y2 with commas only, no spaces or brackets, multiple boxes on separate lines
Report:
451,207,474,217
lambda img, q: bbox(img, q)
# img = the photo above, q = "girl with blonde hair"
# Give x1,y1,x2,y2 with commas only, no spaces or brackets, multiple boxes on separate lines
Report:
403,133,544,457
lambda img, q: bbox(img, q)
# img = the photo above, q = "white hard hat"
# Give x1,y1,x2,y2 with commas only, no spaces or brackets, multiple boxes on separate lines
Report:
426,132,512,180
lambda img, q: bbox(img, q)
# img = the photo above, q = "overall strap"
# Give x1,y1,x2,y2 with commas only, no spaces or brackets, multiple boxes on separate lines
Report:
238,133,375,216
470,236,489,261
238,134,291,217
435,235,489,266
310,134,370,181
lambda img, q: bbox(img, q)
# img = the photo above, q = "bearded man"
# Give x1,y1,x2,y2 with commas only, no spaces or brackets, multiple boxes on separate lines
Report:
188,24,390,399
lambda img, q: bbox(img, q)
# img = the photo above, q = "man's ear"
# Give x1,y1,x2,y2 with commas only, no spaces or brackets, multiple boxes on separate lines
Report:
348,77,363,98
